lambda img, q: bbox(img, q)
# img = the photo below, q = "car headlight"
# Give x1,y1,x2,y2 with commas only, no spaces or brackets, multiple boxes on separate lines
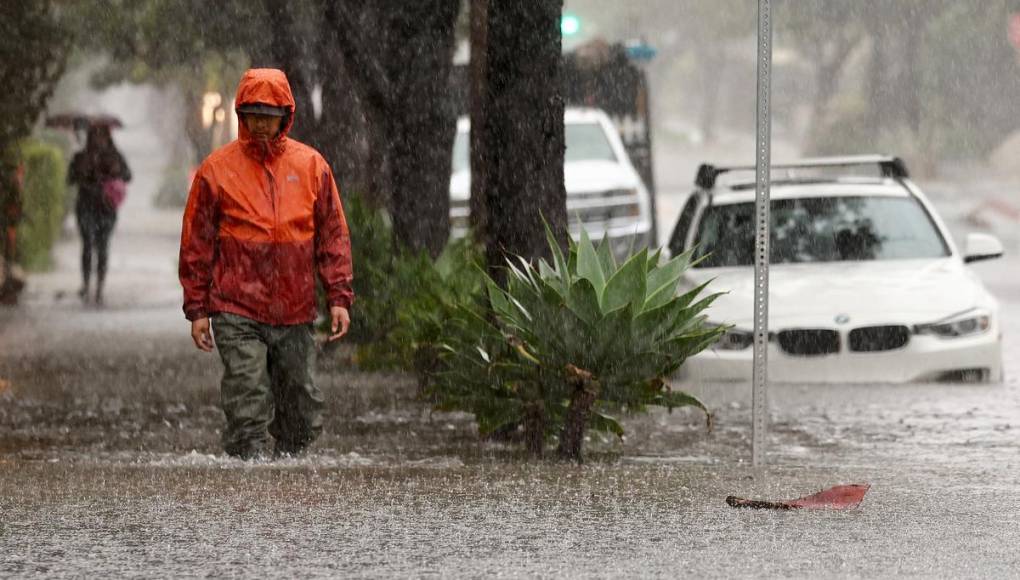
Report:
914,311,991,338
713,326,754,350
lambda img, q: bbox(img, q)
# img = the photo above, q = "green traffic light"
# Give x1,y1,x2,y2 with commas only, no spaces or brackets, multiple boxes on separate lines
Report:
561,13,580,36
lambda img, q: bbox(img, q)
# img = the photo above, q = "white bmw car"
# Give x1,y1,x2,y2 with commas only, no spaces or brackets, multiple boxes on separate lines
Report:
668,156,1005,384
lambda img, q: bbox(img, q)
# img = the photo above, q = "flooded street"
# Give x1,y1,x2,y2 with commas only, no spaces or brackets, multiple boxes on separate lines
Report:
3,73,1020,579
4,459,1018,578
2,185,1019,578
5,2,1020,577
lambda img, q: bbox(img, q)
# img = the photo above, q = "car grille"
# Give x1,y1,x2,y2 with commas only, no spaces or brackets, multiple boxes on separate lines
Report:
776,329,840,356
848,325,910,352
566,203,640,227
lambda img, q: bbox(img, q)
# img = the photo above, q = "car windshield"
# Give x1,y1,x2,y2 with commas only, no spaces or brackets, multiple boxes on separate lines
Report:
565,122,617,162
693,195,950,267
451,121,616,173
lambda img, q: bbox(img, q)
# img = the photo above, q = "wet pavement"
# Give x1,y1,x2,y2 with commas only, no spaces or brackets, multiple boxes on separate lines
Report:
2,184,1020,577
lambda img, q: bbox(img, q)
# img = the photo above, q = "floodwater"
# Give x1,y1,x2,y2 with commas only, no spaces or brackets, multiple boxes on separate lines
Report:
2,116,1020,577
2,196,1018,578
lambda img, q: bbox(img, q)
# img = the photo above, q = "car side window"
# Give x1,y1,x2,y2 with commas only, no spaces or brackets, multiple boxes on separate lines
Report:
668,193,701,256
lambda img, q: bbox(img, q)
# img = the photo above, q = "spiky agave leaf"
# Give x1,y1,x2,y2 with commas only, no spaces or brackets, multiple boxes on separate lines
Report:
653,389,713,430
600,248,649,314
564,277,601,326
588,409,625,438
575,227,607,298
643,248,695,312
595,234,617,275
543,218,571,286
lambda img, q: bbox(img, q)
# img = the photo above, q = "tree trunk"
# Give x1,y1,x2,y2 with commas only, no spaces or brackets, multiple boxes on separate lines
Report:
523,401,546,458
319,48,372,198
557,365,597,462
182,85,213,164
468,0,490,243
902,23,922,138
319,0,374,199
331,1,459,252
478,0,567,280
805,33,861,153
387,0,460,258
865,11,888,134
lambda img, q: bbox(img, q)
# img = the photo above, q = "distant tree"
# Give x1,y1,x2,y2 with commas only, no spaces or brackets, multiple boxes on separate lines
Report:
920,1,1020,160
0,0,70,154
780,0,868,152
782,0,1020,165
674,0,754,143
69,1,265,163
472,0,568,282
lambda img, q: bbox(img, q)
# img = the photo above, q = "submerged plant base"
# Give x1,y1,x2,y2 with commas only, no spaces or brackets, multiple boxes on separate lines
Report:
726,483,871,510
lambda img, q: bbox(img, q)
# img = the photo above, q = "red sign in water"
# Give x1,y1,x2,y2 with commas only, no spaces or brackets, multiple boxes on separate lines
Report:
1010,13,1020,50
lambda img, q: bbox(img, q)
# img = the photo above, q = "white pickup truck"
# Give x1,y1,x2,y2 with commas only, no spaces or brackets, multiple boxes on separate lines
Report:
449,107,654,259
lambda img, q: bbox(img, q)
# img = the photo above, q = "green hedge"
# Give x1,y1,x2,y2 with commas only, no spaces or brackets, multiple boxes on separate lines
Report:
319,193,485,389
17,140,66,271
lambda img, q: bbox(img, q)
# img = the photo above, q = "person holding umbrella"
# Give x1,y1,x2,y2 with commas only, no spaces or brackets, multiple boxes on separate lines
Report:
67,122,131,305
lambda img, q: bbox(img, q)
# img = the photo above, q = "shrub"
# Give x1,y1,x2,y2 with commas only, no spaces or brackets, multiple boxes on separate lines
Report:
355,237,484,383
434,227,725,462
325,194,485,389
336,193,424,345
17,140,66,271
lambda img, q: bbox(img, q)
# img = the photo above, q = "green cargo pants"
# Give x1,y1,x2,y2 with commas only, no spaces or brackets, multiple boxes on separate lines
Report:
211,312,324,458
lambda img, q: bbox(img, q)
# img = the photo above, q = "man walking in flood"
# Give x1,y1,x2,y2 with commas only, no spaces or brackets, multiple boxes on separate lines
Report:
179,68,354,459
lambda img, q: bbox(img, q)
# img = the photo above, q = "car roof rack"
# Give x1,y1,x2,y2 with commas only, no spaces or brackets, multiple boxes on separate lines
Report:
694,155,909,189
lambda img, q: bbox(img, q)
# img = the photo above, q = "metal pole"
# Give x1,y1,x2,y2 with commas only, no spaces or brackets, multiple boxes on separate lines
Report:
752,0,772,467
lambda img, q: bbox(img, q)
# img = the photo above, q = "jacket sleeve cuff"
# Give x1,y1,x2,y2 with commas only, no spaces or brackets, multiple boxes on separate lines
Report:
185,307,209,321
328,296,353,310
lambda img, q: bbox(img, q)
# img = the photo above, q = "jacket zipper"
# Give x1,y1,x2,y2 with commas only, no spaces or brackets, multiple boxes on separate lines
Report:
264,166,278,237
264,160,280,324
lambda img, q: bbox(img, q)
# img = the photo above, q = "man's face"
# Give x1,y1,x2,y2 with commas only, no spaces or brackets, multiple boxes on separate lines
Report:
242,113,283,141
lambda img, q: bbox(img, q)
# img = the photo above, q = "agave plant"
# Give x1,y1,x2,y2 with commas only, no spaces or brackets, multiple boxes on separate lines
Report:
434,226,725,462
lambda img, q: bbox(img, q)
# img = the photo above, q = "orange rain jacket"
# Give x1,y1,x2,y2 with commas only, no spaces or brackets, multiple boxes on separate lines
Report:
179,68,353,326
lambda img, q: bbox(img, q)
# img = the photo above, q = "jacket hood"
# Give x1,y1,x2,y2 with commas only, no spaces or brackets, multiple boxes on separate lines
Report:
234,68,296,160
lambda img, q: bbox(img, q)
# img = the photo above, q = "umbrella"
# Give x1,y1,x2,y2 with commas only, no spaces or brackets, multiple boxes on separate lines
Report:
726,483,871,510
45,113,124,130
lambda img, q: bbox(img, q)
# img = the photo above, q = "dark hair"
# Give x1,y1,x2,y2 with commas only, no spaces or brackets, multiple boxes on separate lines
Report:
85,125,114,152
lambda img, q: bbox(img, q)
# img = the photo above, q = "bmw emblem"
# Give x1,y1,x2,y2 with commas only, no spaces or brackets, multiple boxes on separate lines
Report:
834,314,851,325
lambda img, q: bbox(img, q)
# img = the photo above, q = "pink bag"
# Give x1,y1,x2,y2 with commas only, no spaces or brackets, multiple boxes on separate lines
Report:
102,178,127,210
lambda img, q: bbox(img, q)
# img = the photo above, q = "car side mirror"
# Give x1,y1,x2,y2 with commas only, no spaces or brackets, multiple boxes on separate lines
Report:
963,232,1004,263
